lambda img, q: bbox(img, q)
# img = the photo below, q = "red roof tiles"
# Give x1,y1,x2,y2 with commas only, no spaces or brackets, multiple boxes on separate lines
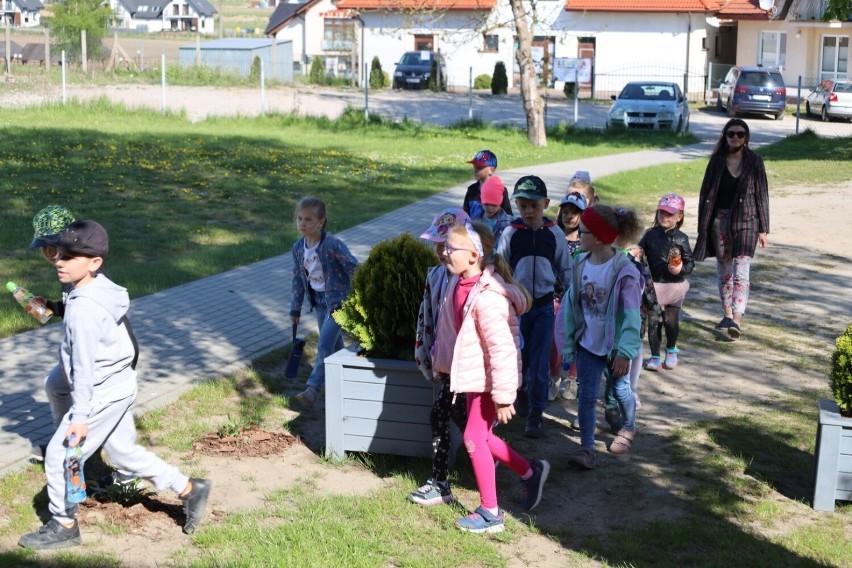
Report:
337,0,496,9
716,0,773,19
564,0,720,11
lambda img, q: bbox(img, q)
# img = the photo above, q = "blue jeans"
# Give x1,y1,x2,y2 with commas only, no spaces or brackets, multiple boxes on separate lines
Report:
306,293,344,392
604,365,636,433
520,301,554,416
576,346,608,449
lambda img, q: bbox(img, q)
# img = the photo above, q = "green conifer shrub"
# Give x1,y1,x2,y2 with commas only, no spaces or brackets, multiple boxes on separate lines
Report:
369,56,385,89
492,61,508,95
830,323,852,416
427,57,445,92
309,56,325,85
249,56,262,82
333,233,436,360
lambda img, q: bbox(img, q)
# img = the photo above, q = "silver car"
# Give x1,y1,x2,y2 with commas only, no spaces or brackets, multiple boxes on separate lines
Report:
606,81,689,133
805,79,852,121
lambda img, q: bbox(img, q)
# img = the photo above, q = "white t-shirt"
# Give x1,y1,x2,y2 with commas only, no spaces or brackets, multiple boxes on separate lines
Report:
303,242,326,292
579,255,616,356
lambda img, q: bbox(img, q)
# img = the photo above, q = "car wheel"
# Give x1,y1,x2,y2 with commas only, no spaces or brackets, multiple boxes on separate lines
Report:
675,117,683,133
822,106,830,122
716,93,724,112
726,100,736,118
806,102,812,117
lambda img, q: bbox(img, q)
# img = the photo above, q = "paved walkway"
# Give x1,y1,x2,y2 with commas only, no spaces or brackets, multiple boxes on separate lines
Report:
0,143,712,476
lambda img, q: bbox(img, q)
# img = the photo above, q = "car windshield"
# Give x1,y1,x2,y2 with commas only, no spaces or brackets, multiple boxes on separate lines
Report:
740,72,783,88
619,84,676,100
400,52,431,66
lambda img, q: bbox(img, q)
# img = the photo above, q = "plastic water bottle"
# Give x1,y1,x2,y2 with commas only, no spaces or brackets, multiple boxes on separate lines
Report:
65,435,87,504
6,281,53,324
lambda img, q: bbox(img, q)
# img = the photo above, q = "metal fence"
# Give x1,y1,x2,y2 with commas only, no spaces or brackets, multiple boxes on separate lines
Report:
586,64,709,103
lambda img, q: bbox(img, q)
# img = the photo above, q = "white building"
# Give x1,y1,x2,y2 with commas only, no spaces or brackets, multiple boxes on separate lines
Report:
109,0,218,35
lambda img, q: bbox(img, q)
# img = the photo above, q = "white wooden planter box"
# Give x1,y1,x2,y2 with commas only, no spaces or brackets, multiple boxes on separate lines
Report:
812,399,852,511
324,345,435,460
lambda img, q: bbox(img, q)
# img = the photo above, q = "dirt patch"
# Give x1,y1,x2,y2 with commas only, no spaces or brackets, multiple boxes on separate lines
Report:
192,425,299,458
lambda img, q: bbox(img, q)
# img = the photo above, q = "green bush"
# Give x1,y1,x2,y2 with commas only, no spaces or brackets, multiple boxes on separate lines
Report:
427,57,445,92
830,323,852,416
492,61,508,95
474,74,491,90
333,233,436,360
369,56,385,89
563,81,576,99
308,56,325,85
249,56,262,82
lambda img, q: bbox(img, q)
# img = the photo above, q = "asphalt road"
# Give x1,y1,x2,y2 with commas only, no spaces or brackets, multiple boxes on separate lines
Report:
354,88,852,144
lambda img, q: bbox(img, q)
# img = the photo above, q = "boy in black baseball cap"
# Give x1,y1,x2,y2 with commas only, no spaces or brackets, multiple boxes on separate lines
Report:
19,221,212,550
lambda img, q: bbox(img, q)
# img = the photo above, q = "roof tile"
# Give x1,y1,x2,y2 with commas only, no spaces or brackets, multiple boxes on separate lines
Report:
565,0,720,11
337,0,495,10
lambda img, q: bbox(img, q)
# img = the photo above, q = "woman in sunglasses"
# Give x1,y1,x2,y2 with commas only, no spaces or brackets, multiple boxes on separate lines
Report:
694,118,769,340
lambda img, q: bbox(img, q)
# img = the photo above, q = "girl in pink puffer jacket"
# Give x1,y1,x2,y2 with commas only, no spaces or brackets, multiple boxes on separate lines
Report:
437,220,551,534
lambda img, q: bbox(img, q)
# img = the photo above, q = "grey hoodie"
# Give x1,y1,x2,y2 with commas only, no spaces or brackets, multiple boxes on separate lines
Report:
61,273,136,425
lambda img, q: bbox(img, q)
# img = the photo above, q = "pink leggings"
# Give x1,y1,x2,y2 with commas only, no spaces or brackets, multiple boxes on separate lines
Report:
464,392,530,510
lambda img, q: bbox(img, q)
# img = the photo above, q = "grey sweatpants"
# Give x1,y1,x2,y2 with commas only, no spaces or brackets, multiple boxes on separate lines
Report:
46,391,189,525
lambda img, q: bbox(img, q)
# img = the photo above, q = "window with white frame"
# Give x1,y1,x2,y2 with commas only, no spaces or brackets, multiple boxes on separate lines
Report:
759,31,786,69
820,35,849,81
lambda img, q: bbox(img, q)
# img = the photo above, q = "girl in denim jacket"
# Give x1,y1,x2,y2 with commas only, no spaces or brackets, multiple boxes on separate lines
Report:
291,197,358,407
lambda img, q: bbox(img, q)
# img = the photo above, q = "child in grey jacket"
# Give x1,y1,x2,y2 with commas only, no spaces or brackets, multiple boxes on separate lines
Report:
18,221,211,550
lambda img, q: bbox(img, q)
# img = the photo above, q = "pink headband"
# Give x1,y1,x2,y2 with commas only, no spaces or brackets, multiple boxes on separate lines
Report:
580,208,619,244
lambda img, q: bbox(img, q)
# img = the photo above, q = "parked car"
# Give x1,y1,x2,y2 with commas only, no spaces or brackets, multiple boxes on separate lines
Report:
392,51,445,90
805,79,852,121
606,81,689,132
716,66,787,120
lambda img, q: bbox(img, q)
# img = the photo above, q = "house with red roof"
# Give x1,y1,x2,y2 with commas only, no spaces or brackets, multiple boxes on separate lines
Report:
728,0,852,90
264,0,849,98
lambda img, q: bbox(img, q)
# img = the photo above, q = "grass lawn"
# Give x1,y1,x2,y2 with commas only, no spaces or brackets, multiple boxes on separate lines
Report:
0,100,698,338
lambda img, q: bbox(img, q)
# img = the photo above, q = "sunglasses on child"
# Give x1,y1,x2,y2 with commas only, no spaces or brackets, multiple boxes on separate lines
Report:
725,130,747,139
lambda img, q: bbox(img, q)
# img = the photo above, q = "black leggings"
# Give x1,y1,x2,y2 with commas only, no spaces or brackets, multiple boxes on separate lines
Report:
430,378,467,483
648,305,681,356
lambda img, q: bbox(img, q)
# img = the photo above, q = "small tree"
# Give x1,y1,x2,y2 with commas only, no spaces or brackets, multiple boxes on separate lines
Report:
333,233,436,360
45,0,112,61
369,56,385,89
308,56,325,85
474,74,492,90
830,323,852,417
823,0,852,21
492,61,508,95
427,56,445,92
249,56,262,82
563,81,576,99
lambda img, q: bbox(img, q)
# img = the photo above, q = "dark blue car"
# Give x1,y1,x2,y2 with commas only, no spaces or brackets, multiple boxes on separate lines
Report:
717,66,787,120
392,51,445,90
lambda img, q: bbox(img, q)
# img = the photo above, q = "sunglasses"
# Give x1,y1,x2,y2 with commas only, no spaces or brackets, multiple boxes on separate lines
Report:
726,131,747,139
443,244,476,255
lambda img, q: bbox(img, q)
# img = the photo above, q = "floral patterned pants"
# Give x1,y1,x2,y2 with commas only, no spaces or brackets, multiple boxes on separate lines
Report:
430,378,467,483
711,210,752,315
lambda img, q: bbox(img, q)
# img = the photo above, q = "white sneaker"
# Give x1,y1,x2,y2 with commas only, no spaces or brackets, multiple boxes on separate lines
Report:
296,386,320,407
559,379,576,400
548,376,560,402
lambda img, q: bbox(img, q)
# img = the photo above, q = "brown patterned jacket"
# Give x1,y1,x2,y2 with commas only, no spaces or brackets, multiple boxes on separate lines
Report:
694,148,770,261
